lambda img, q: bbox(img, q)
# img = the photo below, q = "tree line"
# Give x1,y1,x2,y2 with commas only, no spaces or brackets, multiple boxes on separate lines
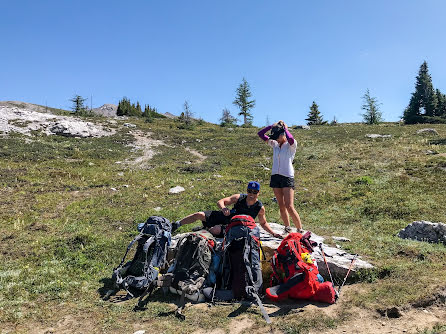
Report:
70,61,446,126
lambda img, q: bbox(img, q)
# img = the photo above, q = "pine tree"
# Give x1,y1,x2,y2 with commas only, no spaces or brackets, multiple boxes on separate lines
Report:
220,108,237,127
233,78,255,126
403,61,438,123
70,94,88,115
178,101,194,129
305,101,326,125
361,89,383,124
436,89,446,118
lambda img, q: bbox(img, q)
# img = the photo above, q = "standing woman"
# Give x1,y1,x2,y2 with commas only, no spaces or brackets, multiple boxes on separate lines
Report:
257,120,303,233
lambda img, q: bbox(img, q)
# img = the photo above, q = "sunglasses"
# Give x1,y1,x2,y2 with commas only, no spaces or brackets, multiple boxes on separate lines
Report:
247,189,259,194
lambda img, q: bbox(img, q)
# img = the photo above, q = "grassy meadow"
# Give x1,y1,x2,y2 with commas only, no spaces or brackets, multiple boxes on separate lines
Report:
1,116,446,333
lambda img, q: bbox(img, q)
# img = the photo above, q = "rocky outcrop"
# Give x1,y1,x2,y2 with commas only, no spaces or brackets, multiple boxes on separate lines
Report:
0,102,114,138
398,221,446,244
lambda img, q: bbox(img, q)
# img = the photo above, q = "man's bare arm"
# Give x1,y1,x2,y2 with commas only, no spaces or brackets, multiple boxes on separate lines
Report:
257,207,283,238
217,194,240,216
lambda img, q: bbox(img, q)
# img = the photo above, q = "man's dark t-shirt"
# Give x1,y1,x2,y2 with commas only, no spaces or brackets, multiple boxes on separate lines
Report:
203,194,263,228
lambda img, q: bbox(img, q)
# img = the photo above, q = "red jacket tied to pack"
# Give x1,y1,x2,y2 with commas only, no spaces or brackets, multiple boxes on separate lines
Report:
266,232,336,304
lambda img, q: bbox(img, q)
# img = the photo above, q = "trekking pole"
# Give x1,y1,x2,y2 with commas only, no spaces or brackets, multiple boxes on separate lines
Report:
337,254,357,296
319,243,335,287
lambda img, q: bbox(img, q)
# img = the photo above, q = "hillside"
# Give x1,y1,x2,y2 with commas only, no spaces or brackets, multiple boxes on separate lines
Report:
0,106,445,333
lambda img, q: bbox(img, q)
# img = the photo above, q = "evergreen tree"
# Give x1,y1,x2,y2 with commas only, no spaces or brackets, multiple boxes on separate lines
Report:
117,97,142,117
436,89,446,118
403,61,438,123
178,100,194,129
233,78,255,126
70,94,89,115
220,108,237,127
361,89,383,124
305,101,326,125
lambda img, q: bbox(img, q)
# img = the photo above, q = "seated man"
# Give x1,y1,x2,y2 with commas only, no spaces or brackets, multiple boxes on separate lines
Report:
173,181,282,238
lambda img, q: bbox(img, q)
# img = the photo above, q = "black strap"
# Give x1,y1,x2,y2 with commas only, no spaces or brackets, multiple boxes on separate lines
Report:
175,290,187,321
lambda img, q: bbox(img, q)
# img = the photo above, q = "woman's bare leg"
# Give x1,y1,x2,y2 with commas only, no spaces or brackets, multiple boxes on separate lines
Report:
283,187,303,230
273,188,290,227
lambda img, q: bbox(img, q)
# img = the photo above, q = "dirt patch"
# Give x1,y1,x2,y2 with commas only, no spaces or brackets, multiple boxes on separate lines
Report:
185,147,207,163
126,130,165,167
320,306,445,334
126,130,207,167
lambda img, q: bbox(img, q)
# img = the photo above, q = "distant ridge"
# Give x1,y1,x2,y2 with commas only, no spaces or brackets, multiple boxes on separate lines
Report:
92,104,118,117
163,112,178,119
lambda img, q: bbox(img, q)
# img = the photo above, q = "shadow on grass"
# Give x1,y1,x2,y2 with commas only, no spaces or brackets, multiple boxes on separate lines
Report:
430,138,446,145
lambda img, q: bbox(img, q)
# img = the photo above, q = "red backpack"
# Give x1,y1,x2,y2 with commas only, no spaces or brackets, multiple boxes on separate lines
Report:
266,232,336,304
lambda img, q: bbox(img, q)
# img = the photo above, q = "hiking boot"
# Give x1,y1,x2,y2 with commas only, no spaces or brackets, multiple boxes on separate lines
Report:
284,226,292,234
172,220,181,232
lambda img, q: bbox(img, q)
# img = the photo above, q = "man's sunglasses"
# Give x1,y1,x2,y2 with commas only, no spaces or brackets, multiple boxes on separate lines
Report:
247,189,259,194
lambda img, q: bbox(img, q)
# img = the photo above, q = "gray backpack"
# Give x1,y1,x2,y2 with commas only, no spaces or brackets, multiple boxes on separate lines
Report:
111,216,172,298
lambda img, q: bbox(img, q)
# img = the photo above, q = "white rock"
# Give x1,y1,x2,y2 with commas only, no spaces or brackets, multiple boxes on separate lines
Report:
123,123,136,128
110,187,117,191
365,134,392,139
169,186,185,194
213,174,223,178
332,236,351,242
133,331,146,334
154,207,162,212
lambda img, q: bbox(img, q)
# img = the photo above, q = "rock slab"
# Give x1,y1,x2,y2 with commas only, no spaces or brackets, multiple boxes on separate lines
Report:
170,223,374,280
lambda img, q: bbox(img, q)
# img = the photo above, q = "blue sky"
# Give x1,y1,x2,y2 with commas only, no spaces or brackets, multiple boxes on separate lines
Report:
1,1,446,125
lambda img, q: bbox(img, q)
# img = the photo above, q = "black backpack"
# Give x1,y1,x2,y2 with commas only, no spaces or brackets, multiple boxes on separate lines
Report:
218,215,270,323
111,216,172,298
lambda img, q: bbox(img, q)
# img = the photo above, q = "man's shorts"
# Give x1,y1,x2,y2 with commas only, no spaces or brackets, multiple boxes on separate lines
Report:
203,210,231,228
269,174,295,189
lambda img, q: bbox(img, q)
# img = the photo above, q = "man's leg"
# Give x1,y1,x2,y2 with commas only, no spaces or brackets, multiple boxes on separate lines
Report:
178,212,206,226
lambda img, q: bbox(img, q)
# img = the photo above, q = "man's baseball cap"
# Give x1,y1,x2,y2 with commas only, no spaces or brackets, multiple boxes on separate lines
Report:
247,181,260,191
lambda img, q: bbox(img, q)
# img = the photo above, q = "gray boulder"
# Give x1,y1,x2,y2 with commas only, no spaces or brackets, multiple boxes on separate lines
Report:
294,125,311,130
416,128,439,135
398,221,446,244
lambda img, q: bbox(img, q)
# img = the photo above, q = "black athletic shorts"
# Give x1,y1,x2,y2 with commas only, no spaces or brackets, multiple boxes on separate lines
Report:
269,174,295,189
203,210,231,228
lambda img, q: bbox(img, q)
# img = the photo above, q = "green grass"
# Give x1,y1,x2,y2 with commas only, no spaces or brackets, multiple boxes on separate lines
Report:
1,118,446,332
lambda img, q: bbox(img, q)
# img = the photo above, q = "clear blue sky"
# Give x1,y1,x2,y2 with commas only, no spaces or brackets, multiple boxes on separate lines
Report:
1,1,446,125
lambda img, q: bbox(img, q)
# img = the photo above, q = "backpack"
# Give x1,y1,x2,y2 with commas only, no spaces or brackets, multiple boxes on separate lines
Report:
220,215,263,299
168,231,216,303
217,215,271,323
112,216,172,298
265,232,336,304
